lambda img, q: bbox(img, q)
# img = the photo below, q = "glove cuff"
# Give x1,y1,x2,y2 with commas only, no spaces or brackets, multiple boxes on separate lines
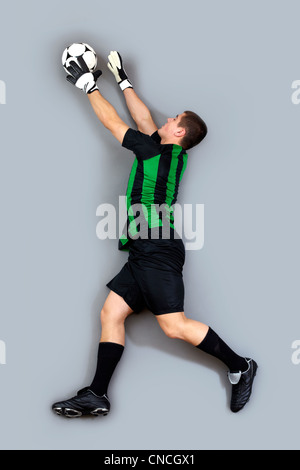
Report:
119,79,133,91
87,84,99,94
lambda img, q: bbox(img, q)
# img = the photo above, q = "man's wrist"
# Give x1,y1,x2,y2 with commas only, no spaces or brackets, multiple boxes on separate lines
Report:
87,84,99,94
119,78,133,91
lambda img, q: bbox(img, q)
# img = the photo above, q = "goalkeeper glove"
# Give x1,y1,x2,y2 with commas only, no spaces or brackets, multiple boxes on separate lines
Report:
66,56,102,94
107,51,133,91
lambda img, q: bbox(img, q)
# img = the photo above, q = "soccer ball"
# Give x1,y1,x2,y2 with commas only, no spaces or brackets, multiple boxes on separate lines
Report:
62,43,97,73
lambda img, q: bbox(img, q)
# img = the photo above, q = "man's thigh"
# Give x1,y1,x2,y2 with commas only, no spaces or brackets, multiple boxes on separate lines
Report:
102,290,135,322
106,261,145,314
155,311,185,333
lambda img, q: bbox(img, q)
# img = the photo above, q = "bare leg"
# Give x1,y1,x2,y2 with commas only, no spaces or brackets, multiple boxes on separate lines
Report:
156,311,209,346
88,290,135,397
100,290,135,345
156,311,248,373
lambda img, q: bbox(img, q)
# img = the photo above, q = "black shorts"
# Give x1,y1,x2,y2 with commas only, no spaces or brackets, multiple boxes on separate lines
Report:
106,238,185,315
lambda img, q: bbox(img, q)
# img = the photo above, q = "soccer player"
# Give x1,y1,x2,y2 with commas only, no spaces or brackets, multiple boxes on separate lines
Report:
52,51,257,417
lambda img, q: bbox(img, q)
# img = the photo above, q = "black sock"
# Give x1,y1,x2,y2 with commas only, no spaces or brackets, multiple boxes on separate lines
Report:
196,327,248,372
89,342,124,396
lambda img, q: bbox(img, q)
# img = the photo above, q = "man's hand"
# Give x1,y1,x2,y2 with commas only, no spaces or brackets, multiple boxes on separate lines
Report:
66,56,102,94
107,51,133,91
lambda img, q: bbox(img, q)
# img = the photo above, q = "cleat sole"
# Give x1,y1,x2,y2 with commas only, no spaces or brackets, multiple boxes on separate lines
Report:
90,408,109,416
52,406,109,418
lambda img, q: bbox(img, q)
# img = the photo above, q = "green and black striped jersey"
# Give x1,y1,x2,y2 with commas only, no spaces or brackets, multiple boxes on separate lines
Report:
119,128,188,251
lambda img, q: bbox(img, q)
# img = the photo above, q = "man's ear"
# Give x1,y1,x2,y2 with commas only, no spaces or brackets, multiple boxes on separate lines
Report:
175,127,186,138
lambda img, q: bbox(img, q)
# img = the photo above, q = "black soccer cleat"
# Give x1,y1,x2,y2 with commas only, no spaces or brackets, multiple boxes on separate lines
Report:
227,358,258,413
52,387,110,418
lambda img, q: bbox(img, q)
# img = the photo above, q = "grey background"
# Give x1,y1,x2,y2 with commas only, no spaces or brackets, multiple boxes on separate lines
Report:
0,0,299,450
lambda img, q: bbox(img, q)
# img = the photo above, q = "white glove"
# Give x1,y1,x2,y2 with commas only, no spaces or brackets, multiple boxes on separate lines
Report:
107,51,132,91
66,56,102,94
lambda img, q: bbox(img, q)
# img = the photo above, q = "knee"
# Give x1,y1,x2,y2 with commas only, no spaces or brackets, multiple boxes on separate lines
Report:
159,315,186,340
163,325,180,340
100,306,108,325
100,305,124,326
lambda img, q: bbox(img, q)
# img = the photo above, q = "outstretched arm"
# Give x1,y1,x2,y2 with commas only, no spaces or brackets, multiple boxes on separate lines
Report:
87,91,129,144
107,51,158,135
123,88,158,135
66,57,129,144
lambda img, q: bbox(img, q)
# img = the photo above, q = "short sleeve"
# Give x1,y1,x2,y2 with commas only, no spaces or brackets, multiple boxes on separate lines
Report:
122,128,161,161
150,130,161,144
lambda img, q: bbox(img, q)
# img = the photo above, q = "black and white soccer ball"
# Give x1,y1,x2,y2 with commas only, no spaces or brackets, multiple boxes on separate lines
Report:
62,43,97,73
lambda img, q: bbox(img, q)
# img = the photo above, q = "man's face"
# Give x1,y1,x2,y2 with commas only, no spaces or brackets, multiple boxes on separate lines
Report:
158,113,186,140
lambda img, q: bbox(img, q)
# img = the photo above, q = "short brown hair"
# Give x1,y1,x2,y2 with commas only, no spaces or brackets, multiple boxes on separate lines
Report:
178,111,207,150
